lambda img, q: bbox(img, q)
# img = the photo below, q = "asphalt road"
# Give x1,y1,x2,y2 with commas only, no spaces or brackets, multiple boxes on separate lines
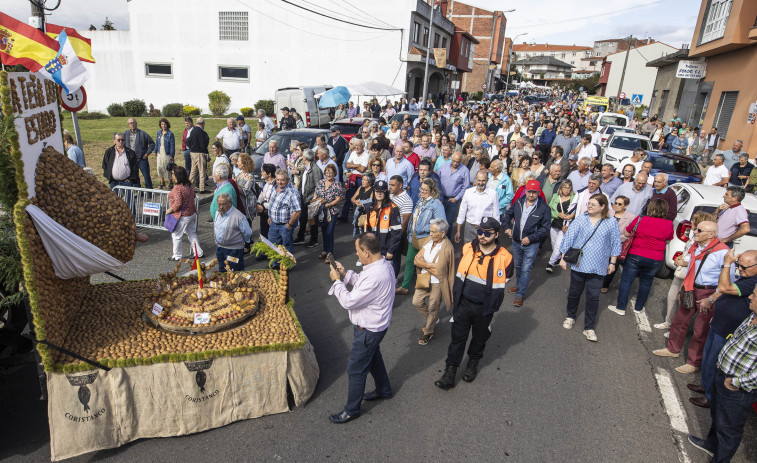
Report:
1,201,755,462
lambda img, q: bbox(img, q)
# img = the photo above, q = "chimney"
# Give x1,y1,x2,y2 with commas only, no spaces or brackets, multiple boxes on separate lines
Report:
439,0,449,17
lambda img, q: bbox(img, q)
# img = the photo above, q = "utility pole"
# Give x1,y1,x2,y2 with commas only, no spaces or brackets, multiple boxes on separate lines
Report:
30,0,45,32
616,35,633,103
421,2,436,108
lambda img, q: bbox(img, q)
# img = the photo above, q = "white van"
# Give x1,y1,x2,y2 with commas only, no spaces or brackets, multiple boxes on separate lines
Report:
274,86,333,128
595,112,629,130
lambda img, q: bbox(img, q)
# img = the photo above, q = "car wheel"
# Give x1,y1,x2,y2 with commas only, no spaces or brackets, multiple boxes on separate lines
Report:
656,264,673,279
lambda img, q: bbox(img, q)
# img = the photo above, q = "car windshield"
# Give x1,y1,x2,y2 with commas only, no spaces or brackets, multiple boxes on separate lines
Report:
609,136,650,151
600,115,627,127
588,104,607,113
254,132,319,157
651,156,701,175
330,123,362,135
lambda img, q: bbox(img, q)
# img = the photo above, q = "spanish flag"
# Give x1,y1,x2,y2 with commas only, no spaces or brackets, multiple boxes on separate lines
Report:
0,12,58,72
46,23,95,63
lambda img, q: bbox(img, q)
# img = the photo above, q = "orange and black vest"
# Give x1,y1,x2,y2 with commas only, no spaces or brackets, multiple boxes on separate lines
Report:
366,204,403,256
453,241,514,315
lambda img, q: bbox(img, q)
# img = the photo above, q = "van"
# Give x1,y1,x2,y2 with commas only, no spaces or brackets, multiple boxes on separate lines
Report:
580,96,610,114
274,86,333,128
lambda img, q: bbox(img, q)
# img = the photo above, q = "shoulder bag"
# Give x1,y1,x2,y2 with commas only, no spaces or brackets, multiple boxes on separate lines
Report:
563,218,605,265
618,216,642,261
415,242,442,290
679,249,712,308
164,187,192,233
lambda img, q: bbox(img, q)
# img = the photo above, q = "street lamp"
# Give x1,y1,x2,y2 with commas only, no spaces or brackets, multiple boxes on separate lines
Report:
506,32,527,94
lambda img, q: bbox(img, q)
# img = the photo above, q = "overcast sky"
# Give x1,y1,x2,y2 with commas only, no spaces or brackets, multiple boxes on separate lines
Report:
1,0,696,48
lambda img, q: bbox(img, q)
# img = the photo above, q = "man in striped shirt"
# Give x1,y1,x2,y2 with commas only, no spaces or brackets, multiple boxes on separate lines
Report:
688,283,757,460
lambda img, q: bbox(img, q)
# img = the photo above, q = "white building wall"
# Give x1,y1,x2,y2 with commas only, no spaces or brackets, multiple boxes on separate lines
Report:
80,0,412,113
604,43,678,106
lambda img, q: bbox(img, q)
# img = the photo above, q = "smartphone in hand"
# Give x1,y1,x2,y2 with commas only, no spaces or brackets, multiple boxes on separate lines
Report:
327,253,337,271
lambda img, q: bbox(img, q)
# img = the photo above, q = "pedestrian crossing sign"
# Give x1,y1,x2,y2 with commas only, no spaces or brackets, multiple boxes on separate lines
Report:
631,94,643,105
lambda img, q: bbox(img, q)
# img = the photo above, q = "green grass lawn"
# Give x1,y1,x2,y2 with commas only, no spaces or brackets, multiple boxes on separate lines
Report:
61,116,257,186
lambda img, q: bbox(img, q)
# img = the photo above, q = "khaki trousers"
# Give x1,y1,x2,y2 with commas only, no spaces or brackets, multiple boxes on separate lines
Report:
189,152,206,192
412,282,443,335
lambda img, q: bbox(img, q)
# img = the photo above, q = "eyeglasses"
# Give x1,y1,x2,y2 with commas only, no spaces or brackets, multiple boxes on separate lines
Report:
115,138,124,142
477,229,495,237
372,163,381,167
737,262,757,271
614,202,624,206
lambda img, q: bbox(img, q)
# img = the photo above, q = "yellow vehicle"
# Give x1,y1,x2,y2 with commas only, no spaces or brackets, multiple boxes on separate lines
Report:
580,96,610,114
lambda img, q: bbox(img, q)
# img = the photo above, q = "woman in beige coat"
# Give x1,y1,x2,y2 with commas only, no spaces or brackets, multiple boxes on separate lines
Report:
413,218,455,345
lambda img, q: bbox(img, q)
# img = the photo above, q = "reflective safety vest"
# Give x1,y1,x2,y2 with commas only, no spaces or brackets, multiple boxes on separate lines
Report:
366,204,403,256
453,241,513,316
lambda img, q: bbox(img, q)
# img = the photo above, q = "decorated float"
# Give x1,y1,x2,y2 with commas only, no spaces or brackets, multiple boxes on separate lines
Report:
1,71,318,461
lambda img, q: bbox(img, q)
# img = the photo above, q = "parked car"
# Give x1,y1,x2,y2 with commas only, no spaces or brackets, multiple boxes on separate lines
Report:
660,183,757,278
596,112,629,130
599,125,636,147
646,151,702,184
252,128,330,176
274,86,333,128
390,111,420,126
330,117,376,142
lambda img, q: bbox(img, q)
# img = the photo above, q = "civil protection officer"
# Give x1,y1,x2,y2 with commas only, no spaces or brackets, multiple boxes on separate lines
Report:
435,216,514,389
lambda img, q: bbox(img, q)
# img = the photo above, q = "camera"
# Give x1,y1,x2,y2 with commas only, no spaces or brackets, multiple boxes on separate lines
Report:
166,160,176,173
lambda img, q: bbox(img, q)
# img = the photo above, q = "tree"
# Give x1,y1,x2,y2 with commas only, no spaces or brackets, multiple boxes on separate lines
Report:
102,17,116,30
562,73,600,94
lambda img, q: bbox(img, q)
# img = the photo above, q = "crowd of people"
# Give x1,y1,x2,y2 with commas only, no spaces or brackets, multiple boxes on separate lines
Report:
99,92,756,460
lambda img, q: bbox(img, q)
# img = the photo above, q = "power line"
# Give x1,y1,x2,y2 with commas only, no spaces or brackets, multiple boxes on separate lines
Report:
508,0,667,30
338,0,396,28
278,0,403,31
299,0,393,30
265,0,387,34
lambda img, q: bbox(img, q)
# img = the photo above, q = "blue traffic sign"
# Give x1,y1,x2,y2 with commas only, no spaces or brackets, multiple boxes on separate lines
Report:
631,94,643,105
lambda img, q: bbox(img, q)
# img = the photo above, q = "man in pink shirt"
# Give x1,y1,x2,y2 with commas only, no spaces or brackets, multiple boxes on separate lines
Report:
327,233,395,423
413,134,437,162
716,186,751,249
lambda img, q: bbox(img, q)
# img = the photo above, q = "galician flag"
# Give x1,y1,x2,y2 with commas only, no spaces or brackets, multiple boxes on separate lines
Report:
37,30,88,95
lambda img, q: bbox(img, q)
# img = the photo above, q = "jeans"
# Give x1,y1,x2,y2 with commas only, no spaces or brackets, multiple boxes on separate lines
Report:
566,270,604,330
512,241,539,298
295,196,310,242
445,297,493,367
268,222,293,254
442,199,460,238
319,219,337,254
344,326,391,416
702,370,757,462
615,254,662,312
258,211,269,239
216,247,245,272
136,158,153,189
401,244,419,289
701,329,727,402
183,149,192,178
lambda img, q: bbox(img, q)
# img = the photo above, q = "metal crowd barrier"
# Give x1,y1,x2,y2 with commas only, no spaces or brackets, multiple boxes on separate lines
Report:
112,186,199,230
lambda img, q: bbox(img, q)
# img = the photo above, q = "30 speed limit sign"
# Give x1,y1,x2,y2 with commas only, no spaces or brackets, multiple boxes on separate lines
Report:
58,86,87,112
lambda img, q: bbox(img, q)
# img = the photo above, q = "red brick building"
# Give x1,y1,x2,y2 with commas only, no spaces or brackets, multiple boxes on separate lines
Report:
442,1,507,94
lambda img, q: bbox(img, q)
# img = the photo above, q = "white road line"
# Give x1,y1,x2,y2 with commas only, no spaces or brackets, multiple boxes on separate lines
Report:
676,437,693,463
655,368,689,434
635,310,651,332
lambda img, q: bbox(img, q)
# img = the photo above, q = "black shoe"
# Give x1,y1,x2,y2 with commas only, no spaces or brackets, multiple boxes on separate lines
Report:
206,219,213,223
306,241,319,248
545,265,554,273
363,390,392,401
434,364,457,390
687,436,714,457
293,238,306,245
462,359,479,383
329,410,360,424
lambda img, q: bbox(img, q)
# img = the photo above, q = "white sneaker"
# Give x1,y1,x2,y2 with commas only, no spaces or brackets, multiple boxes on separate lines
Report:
653,322,670,330
607,305,625,316
562,318,575,329
664,331,670,339
583,329,598,342
355,260,363,267
545,265,554,273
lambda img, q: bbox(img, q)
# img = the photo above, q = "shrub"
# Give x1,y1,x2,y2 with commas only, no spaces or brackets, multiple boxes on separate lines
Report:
240,107,255,117
225,112,241,119
470,91,483,101
254,99,274,117
183,105,201,116
107,103,126,117
208,90,231,116
162,103,184,117
123,99,147,117
74,111,109,120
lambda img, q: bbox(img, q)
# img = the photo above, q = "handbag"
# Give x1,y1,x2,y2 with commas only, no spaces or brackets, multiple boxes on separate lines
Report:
415,242,441,290
164,187,192,233
679,249,712,308
618,216,642,261
563,218,605,265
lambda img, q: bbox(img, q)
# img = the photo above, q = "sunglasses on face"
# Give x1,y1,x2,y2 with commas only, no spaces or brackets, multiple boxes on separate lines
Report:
614,202,624,206
477,229,495,237
737,263,757,271
694,228,713,233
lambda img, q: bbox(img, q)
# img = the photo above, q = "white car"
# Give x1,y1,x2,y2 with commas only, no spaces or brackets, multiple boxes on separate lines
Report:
598,124,635,146
596,112,629,130
601,132,651,171
660,183,757,278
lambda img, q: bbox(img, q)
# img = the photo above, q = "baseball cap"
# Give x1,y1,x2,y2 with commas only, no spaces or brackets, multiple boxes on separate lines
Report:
330,126,339,132
478,216,500,230
374,180,389,192
236,115,244,121
526,180,541,192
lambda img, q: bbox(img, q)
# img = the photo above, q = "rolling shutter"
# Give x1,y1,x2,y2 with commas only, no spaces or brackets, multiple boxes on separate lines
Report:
712,91,738,139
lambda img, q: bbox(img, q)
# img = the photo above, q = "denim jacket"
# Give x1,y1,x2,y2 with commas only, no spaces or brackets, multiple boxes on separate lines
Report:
154,129,176,157
407,197,445,241
122,128,155,157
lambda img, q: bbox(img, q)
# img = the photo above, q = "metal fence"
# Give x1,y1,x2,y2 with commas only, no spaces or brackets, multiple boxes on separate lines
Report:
112,186,199,230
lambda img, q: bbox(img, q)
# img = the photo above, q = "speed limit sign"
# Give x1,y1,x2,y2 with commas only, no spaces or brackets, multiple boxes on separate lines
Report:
618,92,626,99
58,86,87,112
482,83,487,90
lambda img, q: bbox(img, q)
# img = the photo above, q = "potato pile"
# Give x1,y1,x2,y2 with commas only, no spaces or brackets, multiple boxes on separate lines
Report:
32,146,135,263
48,270,302,367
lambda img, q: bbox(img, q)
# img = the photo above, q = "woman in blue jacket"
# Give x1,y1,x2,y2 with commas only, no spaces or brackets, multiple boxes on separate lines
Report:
154,118,176,189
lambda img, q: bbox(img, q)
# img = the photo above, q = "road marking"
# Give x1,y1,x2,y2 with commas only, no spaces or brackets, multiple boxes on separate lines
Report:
654,368,689,434
635,310,651,332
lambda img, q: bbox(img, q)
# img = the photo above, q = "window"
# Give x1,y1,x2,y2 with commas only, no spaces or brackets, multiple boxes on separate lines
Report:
712,91,738,138
423,27,429,45
659,89,670,116
561,53,565,58
145,62,172,78
441,37,447,49
218,11,248,41
218,65,249,82
413,21,420,43
699,0,732,44
434,33,440,48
